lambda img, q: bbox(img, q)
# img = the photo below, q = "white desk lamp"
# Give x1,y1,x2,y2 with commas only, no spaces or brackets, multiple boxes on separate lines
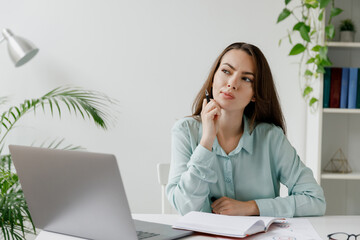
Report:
0,28,39,67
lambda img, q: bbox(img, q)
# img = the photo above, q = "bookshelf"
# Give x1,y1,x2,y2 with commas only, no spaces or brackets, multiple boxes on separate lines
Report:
321,172,360,180
323,108,360,114
327,41,360,48
305,0,360,215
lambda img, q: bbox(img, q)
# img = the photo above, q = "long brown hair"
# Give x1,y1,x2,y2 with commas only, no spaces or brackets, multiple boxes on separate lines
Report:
191,42,286,134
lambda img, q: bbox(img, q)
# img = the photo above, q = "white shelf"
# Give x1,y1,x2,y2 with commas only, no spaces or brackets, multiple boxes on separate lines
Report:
327,41,360,48
322,172,360,180
323,108,360,114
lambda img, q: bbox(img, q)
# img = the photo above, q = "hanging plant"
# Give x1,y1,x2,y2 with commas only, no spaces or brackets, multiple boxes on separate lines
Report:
277,0,343,108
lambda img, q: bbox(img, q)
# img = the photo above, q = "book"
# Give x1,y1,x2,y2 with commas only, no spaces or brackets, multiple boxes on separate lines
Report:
323,67,331,108
340,68,349,108
357,68,360,108
172,211,285,238
329,67,342,108
348,68,358,109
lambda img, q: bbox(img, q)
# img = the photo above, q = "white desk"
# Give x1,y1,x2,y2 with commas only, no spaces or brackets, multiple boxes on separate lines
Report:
35,214,360,240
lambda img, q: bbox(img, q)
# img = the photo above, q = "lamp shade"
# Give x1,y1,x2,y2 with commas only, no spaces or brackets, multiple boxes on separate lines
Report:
2,28,39,67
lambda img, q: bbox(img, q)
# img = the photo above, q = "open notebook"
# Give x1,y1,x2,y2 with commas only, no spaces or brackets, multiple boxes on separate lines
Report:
172,211,286,238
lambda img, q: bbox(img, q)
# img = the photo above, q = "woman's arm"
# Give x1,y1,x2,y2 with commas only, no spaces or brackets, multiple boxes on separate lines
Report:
255,128,326,217
167,99,222,215
166,119,218,215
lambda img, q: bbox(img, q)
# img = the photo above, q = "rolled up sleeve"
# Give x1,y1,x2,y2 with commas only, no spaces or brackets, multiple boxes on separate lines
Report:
166,119,217,215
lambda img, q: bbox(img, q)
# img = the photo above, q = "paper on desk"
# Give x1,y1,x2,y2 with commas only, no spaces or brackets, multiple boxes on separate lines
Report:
215,218,322,240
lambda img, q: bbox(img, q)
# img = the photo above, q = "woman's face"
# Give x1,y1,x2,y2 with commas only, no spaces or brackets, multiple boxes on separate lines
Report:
212,49,255,113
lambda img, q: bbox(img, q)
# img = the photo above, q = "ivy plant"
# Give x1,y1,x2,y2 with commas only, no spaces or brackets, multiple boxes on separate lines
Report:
277,0,343,107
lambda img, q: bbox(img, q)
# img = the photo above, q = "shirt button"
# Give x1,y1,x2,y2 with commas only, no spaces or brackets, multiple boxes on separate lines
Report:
225,177,231,183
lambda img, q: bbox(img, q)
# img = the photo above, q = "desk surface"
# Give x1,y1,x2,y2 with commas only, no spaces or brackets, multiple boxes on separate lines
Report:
35,214,360,240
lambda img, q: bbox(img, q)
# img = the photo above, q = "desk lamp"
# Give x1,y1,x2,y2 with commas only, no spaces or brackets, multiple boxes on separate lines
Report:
0,28,39,67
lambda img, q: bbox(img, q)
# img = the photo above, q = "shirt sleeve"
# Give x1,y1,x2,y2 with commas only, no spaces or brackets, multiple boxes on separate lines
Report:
166,119,218,215
255,127,326,217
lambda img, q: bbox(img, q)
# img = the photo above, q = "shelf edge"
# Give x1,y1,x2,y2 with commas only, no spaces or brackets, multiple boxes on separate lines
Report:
323,108,360,114
321,172,360,180
327,41,360,48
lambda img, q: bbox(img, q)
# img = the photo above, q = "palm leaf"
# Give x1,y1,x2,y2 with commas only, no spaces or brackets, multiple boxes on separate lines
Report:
32,138,84,151
0,86,117,147
0,166,35,240
0,96,9,107
0,155,12,172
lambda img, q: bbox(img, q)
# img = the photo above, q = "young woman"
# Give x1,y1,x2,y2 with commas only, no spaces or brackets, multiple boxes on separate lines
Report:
166,42,326,217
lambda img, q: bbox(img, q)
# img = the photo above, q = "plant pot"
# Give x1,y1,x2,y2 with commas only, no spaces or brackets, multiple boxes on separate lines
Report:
340,31,355,42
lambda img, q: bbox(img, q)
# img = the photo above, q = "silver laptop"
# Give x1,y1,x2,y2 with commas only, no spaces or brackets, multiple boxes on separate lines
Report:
9,145,192,240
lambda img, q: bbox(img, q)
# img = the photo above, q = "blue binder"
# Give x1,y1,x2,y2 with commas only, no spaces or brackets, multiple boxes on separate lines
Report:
340,68,350,108
348,68,358,109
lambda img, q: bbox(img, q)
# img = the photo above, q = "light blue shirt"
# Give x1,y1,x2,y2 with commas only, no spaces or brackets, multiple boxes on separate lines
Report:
166,116,326,217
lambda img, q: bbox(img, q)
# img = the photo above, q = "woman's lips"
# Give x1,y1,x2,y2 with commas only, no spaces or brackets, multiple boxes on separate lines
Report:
221,91,235,99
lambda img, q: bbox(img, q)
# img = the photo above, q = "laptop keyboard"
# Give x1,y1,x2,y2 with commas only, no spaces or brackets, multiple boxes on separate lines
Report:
137,231,160,239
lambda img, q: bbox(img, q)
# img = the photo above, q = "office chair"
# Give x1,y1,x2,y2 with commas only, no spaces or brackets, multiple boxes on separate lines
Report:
156,163,175,214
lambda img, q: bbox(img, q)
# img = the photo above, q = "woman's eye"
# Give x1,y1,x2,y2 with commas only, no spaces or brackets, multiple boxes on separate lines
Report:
242,77,253,83
222,69,230,74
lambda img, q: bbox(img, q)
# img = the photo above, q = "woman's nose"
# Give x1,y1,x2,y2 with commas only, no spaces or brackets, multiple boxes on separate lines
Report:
227,84,236,90
227,77,237,90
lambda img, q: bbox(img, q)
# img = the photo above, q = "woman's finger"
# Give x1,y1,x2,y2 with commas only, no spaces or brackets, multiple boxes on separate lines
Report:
207,108,220,119
211,196,225,209
202,98,207,111
203,99,220,112
215,204,228,214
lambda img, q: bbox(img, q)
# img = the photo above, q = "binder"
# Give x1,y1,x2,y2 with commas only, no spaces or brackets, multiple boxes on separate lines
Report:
357,68,360,108
329,68,342,108
323,67,331,108
348,68,358,109
340,68,349,108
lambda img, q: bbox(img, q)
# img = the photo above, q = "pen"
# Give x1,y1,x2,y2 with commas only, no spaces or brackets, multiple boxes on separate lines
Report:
205,89,210,103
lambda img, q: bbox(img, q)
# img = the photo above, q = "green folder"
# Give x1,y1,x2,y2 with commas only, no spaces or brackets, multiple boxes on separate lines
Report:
323,67,331,108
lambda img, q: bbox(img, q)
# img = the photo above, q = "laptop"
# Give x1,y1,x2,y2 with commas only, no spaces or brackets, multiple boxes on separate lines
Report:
9,145,192,240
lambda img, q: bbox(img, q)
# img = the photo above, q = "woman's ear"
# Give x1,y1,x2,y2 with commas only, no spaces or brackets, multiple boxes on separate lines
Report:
251,96,256,102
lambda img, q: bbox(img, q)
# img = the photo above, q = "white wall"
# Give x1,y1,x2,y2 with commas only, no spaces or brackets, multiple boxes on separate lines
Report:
0,0,305,213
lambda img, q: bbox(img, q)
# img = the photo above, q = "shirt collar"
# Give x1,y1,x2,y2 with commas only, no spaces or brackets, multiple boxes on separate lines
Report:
205,115,254,157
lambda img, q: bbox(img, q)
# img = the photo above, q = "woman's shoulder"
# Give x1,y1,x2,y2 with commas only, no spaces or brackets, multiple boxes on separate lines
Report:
172,116,201,132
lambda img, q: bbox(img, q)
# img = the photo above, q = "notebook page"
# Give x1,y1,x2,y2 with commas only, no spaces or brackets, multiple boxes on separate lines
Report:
216,218,322,240
173,212,276,237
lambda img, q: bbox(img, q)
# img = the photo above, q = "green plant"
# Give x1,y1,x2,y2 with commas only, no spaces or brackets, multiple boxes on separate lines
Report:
277,0,343,108
340,19,355,32
0,86,117,239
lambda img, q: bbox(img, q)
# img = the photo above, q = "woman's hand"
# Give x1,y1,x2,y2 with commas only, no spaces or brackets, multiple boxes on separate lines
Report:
200,98,221,151
211,197,260,216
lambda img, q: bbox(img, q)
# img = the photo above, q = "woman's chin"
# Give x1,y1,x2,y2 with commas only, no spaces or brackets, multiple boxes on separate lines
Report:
219,103,246,113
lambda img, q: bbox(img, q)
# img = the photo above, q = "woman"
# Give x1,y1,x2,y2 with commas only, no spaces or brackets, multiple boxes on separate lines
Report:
166,42,326,217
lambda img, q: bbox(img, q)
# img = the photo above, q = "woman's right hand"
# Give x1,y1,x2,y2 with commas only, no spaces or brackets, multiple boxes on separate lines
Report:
200,98,221,151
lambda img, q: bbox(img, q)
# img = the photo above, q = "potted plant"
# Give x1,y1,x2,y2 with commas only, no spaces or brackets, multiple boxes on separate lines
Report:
340,19,355,42
0,86,117,240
